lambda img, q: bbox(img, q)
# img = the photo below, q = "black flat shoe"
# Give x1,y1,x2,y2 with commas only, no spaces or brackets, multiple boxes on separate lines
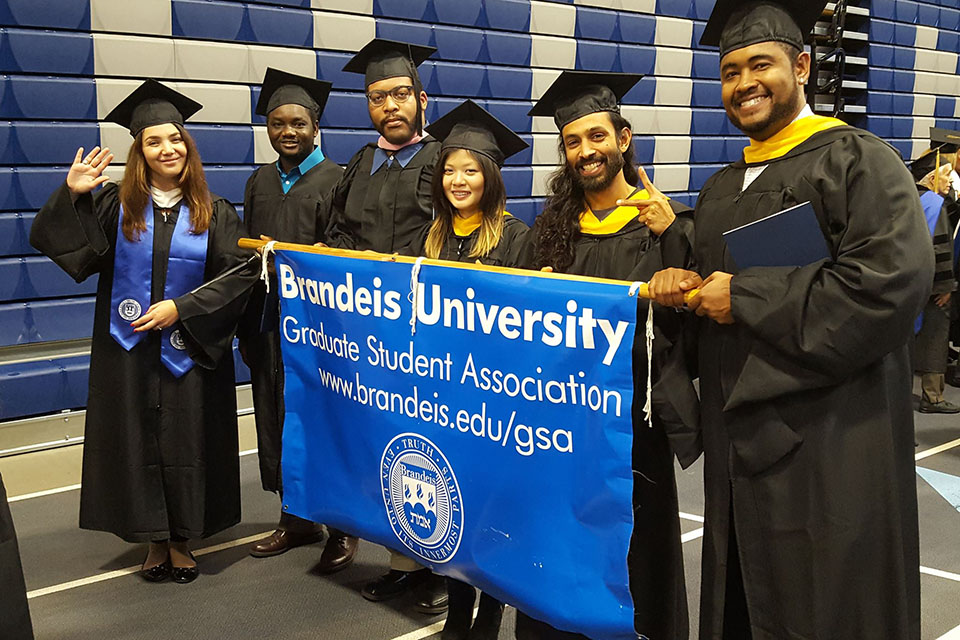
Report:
171,552,199,584
140,561,171,583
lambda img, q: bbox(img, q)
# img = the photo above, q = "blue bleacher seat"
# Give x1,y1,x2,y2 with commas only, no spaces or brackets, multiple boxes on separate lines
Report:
0,212,34,256
247,3,311,47
190,125,255,165
690,137,726,163
484,0,530,32
942,7,960,31
434,25,486,64
939,30,959,53
867,68,894,91
870,44,895,68
692,22,708,49
888,139,912,160
172,0,247,42
893,23,916,47
893,70,915,93
575,7,620,42
618,44,655,75
691,0,714,20
3,168,65,211
0,122,98,165
0,257,97,302
376,19,434,48
896,0,919,23
433,0,484,27
429,62,487,98
691,80,721,107
503,135,533,167
246,0,309,6
485,32,531,66
480,100,531,134
864,116,893,138
0,29,93,75
724,138,746,163
374,0,435,21
633,137,655,165
426,97,461,123
917,3,940,27
320,93,372,130
867,91,894,114
892,93,914,116
504,198,540,227
688,164,724,192
624,77,655,105
619,13,656,45
669,193,697,208
317,51,366,92
0,355,90,420
656,0,691,19
936,97,957,119
0,298,95,346
893,46,916,70
692,50,719,79
0,0,90,30
501,167,532,199
320,130,376,166
486,67,531,100
205,166,255,204
577,41,620,72
691,109,726,136
0,77,96,120
872,0,896,20
869,19,895,44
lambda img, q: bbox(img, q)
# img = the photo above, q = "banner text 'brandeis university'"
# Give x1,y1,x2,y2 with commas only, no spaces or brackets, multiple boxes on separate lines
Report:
277,250,638,640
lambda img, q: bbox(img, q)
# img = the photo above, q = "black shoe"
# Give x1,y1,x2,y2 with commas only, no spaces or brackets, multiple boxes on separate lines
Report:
413,573,449,615
919,399,960,414
442,579,476,639
140,561,170,583
946,374,960,388
171,552,199,584
361,569,429,602
469,593,505,639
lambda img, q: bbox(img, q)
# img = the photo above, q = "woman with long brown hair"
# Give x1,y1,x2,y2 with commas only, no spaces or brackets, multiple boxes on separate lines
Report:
30,80,257,584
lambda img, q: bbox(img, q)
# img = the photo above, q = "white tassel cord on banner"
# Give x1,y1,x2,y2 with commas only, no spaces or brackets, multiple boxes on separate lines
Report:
260,240,278,292
628,282,654,429
408,257,426,336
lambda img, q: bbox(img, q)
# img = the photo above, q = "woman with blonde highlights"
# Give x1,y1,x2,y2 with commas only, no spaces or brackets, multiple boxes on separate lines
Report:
31,80,257,585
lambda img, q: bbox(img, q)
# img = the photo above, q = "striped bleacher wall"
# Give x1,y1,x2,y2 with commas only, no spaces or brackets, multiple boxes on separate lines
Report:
1,0,959,423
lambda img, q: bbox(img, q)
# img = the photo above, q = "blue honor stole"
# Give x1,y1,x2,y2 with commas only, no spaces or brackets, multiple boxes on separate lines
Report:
109,203,209,377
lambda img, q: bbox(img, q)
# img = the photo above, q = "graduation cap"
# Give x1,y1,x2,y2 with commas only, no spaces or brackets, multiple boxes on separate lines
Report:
527,71,642,132
929,127,960,154
255,67,332,119
426,100,528,167
104,79,202,137
700,0,830,60
342,38,436,88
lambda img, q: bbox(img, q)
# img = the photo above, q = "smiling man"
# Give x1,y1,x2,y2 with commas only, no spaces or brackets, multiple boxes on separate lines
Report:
240,68,346,563
645,1,933,638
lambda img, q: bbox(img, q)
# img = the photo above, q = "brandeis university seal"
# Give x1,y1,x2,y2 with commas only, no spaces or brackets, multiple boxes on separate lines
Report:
118,298,142,321
381,433,463,563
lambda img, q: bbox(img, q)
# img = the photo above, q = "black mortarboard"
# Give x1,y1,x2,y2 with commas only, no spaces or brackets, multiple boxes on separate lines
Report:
341,38,436,88
930,127,960,153
700,0,829,60
527,71,642,132
425,100,528,167
911,127,959,180
104,79,202,137
255,67,331,119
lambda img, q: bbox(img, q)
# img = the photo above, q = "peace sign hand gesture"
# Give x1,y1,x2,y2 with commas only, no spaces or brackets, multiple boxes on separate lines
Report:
66,146,114,196
616,166,676,236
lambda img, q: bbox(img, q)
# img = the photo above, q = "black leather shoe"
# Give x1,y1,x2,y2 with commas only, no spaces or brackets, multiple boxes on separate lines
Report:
172,552,199,584
361,569,429,602
919,399,960,414
140,561,170,583
413,573,449,615
316,532,358,574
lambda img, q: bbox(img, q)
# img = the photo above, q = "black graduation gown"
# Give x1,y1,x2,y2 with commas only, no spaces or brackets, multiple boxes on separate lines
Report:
325,138,440,252
30,182,259,542
404,214,532,268
517,202,698,640
692,127,932,640
0,472,34,640
239,158,344,492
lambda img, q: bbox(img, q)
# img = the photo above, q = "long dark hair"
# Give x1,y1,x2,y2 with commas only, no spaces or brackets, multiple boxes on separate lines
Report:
427,148,507,259
118,123,212,241
532,112,637,271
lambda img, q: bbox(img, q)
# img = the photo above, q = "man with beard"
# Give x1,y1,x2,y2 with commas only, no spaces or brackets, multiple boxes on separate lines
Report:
323,38,448,614
515,71,699,640
644,1,933,637
240,69,349,562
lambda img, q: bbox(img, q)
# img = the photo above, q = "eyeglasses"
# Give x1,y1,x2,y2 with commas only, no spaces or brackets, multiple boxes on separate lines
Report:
366,85,415,107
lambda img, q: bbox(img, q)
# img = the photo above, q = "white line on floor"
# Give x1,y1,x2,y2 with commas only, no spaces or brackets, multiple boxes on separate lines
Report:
681,527,705,543
388,619,447,640
937,623,960,639
921,566,960,583
25,531,270,600
679,511,705,523
916,437,960,461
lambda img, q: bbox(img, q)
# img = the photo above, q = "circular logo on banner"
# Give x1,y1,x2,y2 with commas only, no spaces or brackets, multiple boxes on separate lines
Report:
118,298,142,321
380,433,463,564
169,329,186,351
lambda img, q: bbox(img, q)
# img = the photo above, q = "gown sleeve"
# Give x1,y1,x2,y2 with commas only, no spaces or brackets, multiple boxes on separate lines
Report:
500,218,533,269
725,135,936,409
173,199,260,369
30,181,120,282
323,148,366,250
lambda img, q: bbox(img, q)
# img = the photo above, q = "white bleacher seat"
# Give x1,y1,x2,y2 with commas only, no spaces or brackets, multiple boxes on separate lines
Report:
654,47,692,78
532,134,560,166
914,25,939,50
531,115,556,134
98,123,132,163
95,78,146,119
530,2,576,37
531,68,563,100
650,164,689,192
92,34,176,77
654,78,693,107
90,0,172,36
913,94,936,118
248,45,316,82
531,166,553,198
313,11,375,51
654,16,693,48
654,136,691,164
171,82,252,124
311,0,374,14
912,117,936,140
174,39,250,82
531,35,577,69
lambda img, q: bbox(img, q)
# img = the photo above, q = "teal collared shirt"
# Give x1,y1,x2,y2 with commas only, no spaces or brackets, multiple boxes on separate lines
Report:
277,145,325,194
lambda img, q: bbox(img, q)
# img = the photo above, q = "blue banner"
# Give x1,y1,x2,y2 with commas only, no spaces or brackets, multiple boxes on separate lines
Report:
277,250,639,640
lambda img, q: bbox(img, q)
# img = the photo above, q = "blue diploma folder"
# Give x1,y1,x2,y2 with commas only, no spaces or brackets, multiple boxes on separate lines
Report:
722,201,831,269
